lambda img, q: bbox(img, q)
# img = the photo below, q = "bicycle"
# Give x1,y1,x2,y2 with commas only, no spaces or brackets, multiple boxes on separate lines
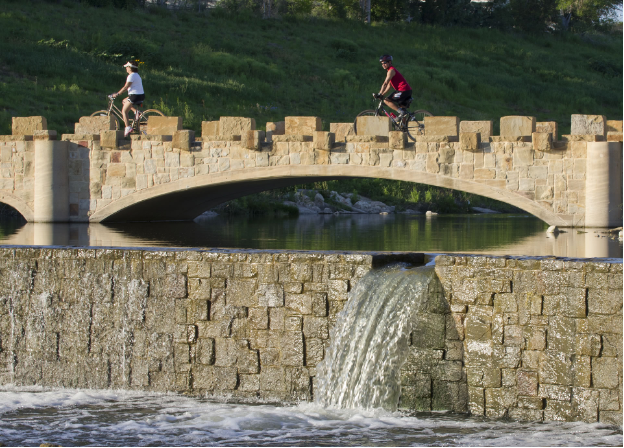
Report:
90,95,165,135
353,94,432,141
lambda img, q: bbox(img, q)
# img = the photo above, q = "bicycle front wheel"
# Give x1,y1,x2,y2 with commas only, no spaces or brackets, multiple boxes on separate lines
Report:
353,110,378,136
406,110,433,141
137,109,165,135
90,110,119,131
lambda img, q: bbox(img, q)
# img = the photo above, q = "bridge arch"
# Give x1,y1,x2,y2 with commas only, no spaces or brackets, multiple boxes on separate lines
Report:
91,166,567,226
0,192,33,222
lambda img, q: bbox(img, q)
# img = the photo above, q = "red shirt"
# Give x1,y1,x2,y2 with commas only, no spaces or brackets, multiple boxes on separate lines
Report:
388,66,411,91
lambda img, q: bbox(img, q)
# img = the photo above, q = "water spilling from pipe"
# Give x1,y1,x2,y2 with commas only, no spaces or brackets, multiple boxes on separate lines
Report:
315,264,435,410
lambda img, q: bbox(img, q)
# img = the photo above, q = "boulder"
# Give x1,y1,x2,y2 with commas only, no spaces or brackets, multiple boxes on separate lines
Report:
314,193,325,208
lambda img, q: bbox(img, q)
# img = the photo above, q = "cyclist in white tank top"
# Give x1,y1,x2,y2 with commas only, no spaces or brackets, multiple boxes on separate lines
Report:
112,61,146,137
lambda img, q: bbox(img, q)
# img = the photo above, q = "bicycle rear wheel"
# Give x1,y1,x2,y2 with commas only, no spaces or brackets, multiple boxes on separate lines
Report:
353,110,378,136
137,109,165,135
406,110,433,141
90,111,119,131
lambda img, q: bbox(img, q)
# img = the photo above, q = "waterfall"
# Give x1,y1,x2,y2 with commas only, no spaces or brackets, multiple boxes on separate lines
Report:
315,264,435,410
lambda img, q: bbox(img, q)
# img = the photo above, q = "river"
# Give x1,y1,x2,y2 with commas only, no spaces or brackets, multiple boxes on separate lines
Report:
0,213,621,446
0,214,621,258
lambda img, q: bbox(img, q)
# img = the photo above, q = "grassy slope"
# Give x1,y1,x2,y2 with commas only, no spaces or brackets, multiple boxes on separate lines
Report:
0,2,622,137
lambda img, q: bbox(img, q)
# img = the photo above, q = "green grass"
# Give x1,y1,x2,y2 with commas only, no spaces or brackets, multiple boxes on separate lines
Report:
0,2,621,136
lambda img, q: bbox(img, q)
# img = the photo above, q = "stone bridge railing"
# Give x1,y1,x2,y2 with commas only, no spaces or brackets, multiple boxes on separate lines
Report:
0,114,622,227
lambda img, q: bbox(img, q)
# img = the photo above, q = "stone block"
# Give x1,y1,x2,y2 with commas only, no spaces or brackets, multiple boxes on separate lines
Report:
606,120,622,133
592,357,619,389
355,115,391,136
389,131,406,149
571,114,606,138
330,123,355,142
32,130,57,141
517,370,539,396
532,132,553,151
314,131,335,150
460,121,493,140
220,117,256,136
425,116,459,137
12,116,47,135
107,164,126,178
201,121,220,137
607,133,623,142
474,168,495,180
173,130,195,151
536,121,558,140
147,116,182,135
100,130,123,149
285,117,322,135
267,121,285,135
412,313,445,349
459,132,480,150
500,116,536,137
75,116,115,134
244,130,265,150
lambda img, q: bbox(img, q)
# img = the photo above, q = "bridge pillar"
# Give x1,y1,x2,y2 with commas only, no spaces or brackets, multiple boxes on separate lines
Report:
585,142,623,228
34,140,69,222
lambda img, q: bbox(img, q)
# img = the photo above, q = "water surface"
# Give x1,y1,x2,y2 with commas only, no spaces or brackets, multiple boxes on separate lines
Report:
0,214,621,258
0,388,620,447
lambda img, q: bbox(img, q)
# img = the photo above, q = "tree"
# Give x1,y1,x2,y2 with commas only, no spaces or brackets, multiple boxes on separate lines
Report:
557,0,623,29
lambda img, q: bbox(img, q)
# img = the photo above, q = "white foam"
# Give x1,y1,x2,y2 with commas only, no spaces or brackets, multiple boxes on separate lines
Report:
0,387,621,446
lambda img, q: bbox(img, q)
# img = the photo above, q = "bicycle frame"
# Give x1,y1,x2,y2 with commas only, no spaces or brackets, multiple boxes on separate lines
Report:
372,97,406,129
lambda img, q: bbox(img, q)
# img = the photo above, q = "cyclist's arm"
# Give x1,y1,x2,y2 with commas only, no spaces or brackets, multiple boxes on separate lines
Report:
379,68,395,96
113,81,132,98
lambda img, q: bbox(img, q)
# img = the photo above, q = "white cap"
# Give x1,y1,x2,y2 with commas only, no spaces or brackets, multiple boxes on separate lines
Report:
123,62,138,69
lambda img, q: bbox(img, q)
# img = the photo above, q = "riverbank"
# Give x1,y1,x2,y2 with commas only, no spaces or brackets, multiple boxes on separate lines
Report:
201,180,521,218
0,2,621,135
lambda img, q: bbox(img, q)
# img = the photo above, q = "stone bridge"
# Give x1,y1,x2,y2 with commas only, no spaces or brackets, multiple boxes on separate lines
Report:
1,114,622,227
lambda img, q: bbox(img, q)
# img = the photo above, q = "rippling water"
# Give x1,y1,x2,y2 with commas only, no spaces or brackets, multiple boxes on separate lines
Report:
0,388,621,447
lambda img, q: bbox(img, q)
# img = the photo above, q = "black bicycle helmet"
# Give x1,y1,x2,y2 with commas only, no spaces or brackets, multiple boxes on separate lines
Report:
379,55,393,63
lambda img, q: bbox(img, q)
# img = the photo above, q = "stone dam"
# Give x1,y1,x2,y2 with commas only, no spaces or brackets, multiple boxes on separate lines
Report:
0,246,621,425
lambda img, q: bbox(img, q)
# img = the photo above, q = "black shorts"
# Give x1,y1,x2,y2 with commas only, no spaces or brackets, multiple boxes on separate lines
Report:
386,90,412,107
128,94,145,105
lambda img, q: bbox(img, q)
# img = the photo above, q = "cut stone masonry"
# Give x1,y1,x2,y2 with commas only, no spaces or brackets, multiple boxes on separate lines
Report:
0,247,620,425
0,114,621,227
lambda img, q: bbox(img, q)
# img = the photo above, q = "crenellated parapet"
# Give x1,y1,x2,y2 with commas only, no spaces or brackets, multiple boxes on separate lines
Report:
0,114,621,226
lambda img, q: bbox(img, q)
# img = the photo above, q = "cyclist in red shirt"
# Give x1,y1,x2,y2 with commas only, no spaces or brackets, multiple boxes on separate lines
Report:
377,55,412,120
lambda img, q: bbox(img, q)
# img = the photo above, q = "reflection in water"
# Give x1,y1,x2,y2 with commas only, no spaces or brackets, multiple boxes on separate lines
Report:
0,214,621,259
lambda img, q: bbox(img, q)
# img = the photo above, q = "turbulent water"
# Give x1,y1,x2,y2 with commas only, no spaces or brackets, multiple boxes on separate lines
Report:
316,264,434,410
0,387,621,446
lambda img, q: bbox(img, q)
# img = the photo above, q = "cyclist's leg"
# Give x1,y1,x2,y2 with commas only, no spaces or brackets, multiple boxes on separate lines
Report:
384,94,400,112
121,98,132,128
